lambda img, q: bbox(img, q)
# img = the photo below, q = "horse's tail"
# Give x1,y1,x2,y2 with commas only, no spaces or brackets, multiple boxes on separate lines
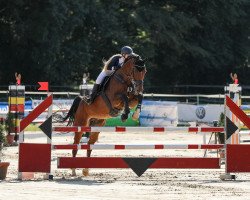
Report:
62,96,82,126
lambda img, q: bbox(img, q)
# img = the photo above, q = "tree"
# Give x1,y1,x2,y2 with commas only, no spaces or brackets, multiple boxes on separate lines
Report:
0,0,249,92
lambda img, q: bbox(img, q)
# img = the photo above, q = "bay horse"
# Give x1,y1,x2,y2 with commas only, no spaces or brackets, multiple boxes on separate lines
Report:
62,55,147,176
80,92,144,176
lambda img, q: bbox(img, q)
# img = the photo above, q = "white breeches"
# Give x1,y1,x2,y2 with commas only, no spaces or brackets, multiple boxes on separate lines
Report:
95,70,114,84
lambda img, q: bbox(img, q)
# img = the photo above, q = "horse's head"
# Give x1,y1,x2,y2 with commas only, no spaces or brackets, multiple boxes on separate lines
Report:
131,55,147,95
121,54,147,95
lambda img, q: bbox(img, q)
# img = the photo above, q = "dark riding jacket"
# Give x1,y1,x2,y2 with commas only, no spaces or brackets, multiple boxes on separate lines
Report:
106,55,124,70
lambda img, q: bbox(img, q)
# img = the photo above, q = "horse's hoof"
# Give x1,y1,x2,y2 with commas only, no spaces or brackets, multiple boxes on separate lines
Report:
121,114,128,122
72,169,77,176
83,168,89,176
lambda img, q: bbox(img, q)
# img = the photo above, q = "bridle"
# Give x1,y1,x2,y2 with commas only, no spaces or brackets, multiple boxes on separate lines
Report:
113,56,145,95
131,66,144,95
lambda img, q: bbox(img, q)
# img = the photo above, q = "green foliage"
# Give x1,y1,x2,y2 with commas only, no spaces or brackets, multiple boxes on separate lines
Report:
0,124,6,150
217,112,225,144
218,112,225,127
0,0,249,89
4,113,15,134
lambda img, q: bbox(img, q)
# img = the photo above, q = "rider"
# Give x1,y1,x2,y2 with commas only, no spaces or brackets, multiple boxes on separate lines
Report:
85,46,134,105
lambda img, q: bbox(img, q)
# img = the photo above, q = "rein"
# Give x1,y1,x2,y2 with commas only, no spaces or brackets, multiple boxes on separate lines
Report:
114,69,141,95
114,64,143,95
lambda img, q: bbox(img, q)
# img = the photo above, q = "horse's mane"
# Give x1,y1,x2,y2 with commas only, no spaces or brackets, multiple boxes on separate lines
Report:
102,53,146,72
103,54,122,71
134,57,146,72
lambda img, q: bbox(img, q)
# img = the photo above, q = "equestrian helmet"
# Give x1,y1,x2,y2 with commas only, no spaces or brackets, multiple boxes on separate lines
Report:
121,46,133,55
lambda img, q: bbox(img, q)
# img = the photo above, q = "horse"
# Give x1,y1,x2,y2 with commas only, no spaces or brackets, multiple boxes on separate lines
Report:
62,55,147,176
79,90,144,175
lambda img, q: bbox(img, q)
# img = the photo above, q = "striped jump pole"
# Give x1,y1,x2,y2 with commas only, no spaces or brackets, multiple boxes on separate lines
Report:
239,131,250,143
52,144,224,150
53,126,224,133
8,85,25,144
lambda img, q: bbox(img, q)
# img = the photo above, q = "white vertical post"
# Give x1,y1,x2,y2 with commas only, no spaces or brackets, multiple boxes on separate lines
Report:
224,84,242,144
47,93,53,144
203,132,206,157
17,129,24,180
44,92,53,179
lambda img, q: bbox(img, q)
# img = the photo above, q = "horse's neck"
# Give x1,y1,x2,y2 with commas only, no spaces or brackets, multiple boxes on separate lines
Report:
104,59,134,96
116,60,133,76
101,62,136,113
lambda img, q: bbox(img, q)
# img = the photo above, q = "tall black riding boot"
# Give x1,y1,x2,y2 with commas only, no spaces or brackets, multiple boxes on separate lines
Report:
85,84,100,105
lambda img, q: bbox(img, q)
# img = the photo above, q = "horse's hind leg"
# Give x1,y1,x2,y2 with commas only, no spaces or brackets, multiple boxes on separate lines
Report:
82,131,100,176
71,102,88,176
82,119,105,176
72,131,84,176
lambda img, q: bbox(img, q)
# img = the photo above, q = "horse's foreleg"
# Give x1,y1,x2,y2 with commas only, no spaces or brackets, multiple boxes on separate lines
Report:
120,94,130,122
132,94,143,120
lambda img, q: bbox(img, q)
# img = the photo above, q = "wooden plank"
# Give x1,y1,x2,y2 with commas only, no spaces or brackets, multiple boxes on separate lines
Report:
57,157,220,169
19,143,51,173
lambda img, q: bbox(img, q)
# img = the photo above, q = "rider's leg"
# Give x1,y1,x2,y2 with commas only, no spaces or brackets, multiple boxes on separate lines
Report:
96,70,114,83
85,84,100,105
86,70,114,104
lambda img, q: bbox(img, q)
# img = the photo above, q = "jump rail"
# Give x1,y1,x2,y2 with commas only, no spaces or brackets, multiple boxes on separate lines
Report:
53,126,224,133
57,157,221,176
52,144,224,150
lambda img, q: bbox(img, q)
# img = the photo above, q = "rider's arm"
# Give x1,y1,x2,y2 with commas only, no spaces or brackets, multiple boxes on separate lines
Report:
230,73,234,81
106,56,121,70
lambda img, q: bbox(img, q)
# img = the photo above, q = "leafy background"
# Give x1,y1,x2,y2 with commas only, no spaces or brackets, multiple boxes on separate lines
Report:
0,0,249,93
